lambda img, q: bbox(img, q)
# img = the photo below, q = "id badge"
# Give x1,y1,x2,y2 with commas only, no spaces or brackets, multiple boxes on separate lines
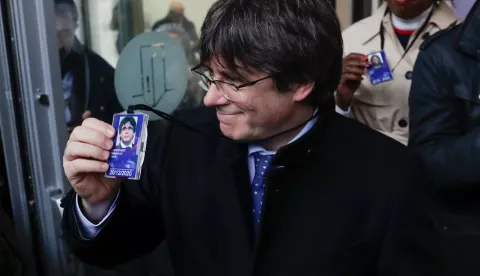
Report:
366,51,393,85
105,112,149,180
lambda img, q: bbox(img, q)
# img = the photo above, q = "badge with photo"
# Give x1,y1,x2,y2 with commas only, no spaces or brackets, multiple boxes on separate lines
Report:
105,112,149,180
366,50,393,85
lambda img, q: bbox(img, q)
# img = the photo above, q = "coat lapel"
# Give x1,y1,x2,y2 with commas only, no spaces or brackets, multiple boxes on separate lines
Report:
214,138,255,248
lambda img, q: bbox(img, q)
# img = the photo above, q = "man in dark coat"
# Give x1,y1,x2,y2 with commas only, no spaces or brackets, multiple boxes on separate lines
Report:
60,0,430,275
55,0,123,131
409,1,480,275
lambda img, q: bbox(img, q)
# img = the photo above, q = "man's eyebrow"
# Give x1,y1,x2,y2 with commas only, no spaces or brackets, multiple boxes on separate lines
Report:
220,66,251,79
204,62,250,80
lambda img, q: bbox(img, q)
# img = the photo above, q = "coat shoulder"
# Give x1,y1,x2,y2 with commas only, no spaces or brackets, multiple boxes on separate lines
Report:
342,15,377,38
420,20,460,50
86,50,115,73
167,107,220,138
326,114,411,166
341,15,379,54
323,114,427,196
332,114,406,150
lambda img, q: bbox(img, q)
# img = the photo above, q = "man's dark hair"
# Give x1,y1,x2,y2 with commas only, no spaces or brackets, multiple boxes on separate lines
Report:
54,0,78,22
199,0,343,106
119,116,137,133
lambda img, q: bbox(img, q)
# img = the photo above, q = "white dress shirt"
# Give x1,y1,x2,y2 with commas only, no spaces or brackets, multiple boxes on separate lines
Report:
119,140,134,148
335,105,351,118
76,110,318,238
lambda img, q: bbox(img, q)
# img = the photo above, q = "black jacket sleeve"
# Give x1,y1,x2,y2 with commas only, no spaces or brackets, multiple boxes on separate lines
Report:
408,43,480,187
61,120,172,269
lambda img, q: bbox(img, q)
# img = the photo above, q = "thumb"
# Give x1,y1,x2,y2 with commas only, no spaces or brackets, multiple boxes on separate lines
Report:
82,110,92,120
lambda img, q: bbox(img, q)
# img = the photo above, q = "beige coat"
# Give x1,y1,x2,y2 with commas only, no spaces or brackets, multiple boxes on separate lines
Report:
342,2,458,145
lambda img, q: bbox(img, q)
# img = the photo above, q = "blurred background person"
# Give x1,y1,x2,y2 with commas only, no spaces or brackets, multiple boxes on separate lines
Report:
152,1,199,50
55,0,123,133
110,0,145,54
153,17,205,111
409,0,480,274
335,0,458,145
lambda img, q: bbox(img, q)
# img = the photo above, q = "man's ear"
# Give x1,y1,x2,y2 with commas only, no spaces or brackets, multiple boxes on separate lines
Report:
292,82,315,103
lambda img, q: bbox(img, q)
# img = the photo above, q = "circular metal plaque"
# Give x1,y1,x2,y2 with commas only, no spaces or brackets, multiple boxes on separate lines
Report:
115,31,189,120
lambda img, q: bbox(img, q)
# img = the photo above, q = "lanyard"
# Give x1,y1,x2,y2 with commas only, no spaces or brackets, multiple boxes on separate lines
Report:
379,5,436,65
126,104,320,141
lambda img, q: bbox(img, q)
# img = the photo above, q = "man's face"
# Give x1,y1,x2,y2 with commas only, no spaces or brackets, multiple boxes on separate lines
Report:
56,13,76,51
120,121,134,144
386,0,433,19
203,59,311,141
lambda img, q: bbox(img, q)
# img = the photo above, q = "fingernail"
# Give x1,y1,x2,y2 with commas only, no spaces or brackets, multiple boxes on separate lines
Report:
102,163,109,171
106,128,115,137
104,151,110,160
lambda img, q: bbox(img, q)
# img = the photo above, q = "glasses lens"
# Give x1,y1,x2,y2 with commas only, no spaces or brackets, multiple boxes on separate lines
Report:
216,82,239,101
193,67,241,102
199,75,209,91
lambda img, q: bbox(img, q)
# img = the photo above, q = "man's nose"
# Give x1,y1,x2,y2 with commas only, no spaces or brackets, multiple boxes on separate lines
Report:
203,83,230,107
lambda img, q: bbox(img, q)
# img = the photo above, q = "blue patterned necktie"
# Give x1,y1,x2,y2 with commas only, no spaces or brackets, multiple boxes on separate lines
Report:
252,152,273,231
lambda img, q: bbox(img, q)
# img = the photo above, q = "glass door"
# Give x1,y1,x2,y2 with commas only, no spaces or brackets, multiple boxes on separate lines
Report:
0,0,78,275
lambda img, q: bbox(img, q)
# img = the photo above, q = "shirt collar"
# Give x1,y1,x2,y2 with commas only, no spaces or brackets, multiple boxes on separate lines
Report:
360,1,457,45
248,108,318,156
120,141,133,148
391,5,433,31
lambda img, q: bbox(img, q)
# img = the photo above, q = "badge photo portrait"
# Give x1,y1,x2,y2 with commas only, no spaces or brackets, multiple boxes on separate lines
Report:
115,115,140,150
368,52,384,69
107,114,144,174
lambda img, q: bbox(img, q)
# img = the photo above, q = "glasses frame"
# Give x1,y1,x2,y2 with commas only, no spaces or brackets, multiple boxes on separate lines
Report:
191,64,271,101
121,126,134,132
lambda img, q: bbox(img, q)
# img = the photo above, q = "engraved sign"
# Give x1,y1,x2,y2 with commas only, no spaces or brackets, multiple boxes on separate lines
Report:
115,32,189,120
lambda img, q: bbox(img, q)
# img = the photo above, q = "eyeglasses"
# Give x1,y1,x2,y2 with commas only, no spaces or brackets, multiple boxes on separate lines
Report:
191,64,271,102
121,126,134,131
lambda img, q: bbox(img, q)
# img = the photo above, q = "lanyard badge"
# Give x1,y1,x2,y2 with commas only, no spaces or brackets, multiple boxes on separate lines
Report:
105,111,149,180
366,50,393,85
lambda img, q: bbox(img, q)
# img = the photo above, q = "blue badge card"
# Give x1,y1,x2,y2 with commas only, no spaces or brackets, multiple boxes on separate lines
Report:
105,112,149,180
366,51,393,85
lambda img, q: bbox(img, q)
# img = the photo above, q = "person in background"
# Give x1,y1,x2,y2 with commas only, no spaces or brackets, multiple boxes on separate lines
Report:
60,0,428,275
55,0,123,132
336,0,458,145
151,1,199,49
409,0,480,274
153,21,204,110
